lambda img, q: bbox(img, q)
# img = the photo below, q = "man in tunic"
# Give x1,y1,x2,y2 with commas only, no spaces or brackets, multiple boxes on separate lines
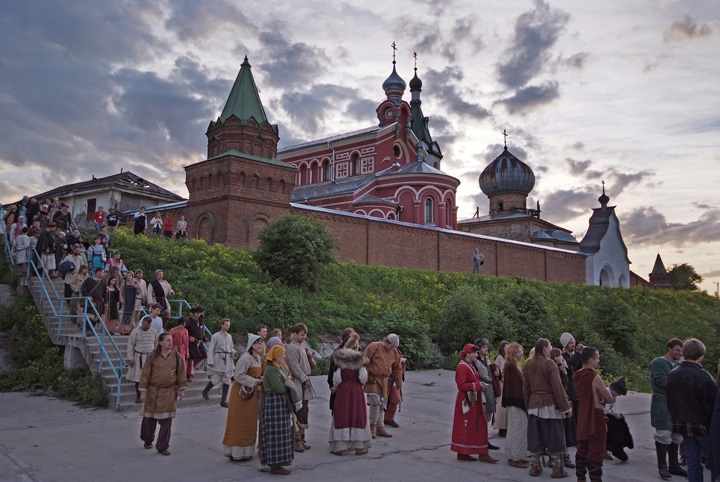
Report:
61,244,88,303
523,338,572,478
363,333,403,439
666,338,717,482
650,338,687,479
146,304,164,335
80,267,106,331
36,221,57,277
573,347,615,482
203,318,237,407
286,323,315,452
147,269,174,330
132,269,148,327
474,337,499,450
451,343,498,463
127,316,159,403
139,333,187,455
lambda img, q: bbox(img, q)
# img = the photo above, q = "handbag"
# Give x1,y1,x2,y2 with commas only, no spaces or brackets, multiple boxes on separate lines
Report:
240,384,255,400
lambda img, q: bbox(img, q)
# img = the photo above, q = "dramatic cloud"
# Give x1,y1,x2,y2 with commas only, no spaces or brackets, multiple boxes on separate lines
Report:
164,0,256,43
344,98,379,122
496,0,569,88
278,84,358,136
258,26,331,89
495,81,560,114
565,158,601,177
621,206,720,247
423,67,491,121
537,186,596,223
663,16,713,42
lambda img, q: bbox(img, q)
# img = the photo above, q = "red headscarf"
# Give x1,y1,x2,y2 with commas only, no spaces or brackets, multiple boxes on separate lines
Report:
461,343,479,358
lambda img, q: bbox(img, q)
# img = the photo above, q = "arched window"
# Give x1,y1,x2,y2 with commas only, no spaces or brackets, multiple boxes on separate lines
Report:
424,198,433,224
352,154,360,176
323,161,331,182
393,145,401,158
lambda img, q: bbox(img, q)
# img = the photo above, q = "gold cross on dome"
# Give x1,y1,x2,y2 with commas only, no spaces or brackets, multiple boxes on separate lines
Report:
502,129,508,148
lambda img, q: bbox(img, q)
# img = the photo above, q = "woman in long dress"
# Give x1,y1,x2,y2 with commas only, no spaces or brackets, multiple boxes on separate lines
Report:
169,317,190,377
451,343,498,463
103,276,120,334
259,344,294,475
329,331,371,455
119,272,139,335
492,341,509,436
502,342,529,468
222,334,264,461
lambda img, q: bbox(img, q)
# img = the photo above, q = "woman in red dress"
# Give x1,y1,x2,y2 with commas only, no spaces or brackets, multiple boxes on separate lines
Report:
451,343,498,463
169,317,190,378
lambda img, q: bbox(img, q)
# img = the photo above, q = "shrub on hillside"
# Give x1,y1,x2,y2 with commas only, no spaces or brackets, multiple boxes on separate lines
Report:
255,215,336,291
367,307,435,369
440,286,512,352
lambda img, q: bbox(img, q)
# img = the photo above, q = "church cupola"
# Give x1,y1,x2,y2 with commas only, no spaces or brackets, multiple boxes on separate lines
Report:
382,42,406,102
479,136,535,216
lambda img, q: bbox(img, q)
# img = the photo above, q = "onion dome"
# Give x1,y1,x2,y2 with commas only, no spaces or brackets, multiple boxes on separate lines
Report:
382,63,406,99
409,70,422,91
598,189,609,207
479,147,535,196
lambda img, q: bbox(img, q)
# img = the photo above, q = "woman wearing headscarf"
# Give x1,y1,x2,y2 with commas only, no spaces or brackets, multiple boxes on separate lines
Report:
502,343,529,468
329,330,371,455
259,344,294,475
451,343,498,463
222,334,264,461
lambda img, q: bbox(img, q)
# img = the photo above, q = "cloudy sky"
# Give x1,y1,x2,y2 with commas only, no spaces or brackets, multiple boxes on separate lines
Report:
1,1,719,292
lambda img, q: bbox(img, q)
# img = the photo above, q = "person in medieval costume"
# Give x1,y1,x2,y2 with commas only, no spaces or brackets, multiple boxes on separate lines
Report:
147,269,174,330
202,318,237,407
222,334,264,461
259,344,294,475
502,342,529,469
363,333,403,439
285,323,315,452
451,343,498,463
329,330,371,456
186,305,208,377
36,221,57,277
574,347,615,482
119,272,139,335
138,333,187,456
127,316,159,403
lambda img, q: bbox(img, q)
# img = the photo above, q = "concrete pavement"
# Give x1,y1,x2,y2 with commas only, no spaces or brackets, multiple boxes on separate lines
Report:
0,370,690,481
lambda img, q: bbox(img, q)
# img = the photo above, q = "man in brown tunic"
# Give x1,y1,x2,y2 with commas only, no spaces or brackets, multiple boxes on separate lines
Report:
573,347,614,482
139,332,187,455
363,334,403,438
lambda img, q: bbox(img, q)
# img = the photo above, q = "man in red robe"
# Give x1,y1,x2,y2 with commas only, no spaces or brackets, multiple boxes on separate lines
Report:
573,347,614,482
451,343,498,463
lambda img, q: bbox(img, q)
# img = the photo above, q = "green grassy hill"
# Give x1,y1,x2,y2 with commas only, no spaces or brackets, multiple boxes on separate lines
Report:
112,229,720,392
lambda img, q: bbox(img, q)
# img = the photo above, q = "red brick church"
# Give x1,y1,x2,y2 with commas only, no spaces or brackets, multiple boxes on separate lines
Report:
175,54,645,287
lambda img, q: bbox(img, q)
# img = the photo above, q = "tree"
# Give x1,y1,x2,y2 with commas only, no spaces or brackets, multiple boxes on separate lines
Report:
668,263,703,291
254,214,336,291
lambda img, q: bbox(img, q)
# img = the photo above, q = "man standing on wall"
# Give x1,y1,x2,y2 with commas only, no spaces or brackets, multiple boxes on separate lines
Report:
203,318,237,407
286,323,315,452
364,333,403,439
650,339,687,479
573,347,614,482
472,248,484,274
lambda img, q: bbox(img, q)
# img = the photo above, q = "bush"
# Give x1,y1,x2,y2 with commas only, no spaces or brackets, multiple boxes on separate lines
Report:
440,286,511,353
254,214,336,291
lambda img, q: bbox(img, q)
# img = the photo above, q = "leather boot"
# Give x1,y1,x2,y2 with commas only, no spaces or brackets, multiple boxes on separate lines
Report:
220,383,229,407
550,452,567,478
563,453,575,468
655,441,671,479
575,454,587,481
370,424,377,439
529,464,542,477
667,443,688,477
269,465,291,475
300,433,311,450
587,459,603,482
294,436,305,452
376,426,393,438
202,382,213,401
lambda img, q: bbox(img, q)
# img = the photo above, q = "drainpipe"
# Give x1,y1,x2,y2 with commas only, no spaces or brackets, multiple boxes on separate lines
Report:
327,141,336,183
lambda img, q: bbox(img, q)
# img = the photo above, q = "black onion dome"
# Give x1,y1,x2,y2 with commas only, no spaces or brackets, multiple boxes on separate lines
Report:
479,147,535,196
409,71,422,91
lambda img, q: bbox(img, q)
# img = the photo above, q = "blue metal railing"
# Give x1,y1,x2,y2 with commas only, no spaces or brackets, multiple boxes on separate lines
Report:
1,212,126,410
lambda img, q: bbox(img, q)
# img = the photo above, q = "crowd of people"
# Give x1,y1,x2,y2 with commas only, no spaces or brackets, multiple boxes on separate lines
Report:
133,318,406,476
451,334,720,481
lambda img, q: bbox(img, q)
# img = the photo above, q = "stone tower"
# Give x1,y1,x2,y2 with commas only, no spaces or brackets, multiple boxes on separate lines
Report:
184,57,296,249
